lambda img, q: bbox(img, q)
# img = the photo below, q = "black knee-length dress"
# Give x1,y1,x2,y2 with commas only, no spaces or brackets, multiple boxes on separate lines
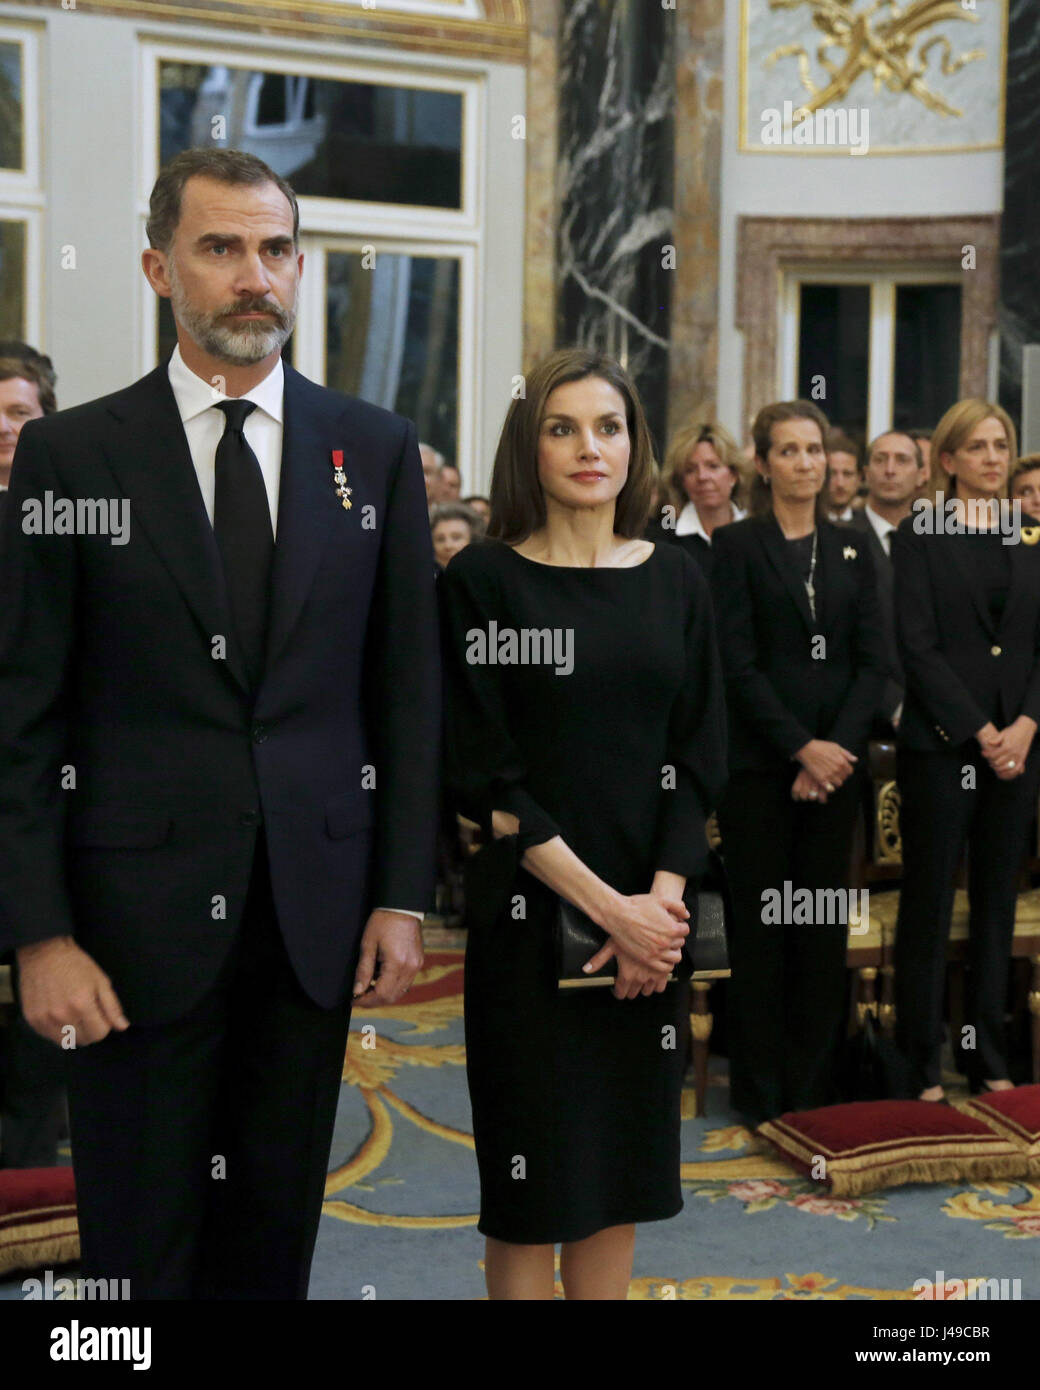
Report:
438,537,727,1243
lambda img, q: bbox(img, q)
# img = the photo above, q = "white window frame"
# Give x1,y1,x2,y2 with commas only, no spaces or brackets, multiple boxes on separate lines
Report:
0,21,42,197
137,38,484,476
0,22,43,344
295,234,476,475
780,266,963,442
0,203,42,347
320,0,483,16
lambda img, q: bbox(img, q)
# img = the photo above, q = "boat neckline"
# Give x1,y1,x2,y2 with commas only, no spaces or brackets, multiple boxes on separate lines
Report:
499,541,658,571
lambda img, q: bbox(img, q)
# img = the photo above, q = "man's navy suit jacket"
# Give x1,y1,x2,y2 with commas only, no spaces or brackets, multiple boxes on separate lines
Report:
0,358,441,1025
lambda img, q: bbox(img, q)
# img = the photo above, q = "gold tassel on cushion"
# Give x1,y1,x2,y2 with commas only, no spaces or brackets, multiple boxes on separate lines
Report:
824,1153,1026,1198
0,1215,80,1278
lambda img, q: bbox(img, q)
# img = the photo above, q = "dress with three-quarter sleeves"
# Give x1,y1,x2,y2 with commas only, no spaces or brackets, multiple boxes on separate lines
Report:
437,537,727,1244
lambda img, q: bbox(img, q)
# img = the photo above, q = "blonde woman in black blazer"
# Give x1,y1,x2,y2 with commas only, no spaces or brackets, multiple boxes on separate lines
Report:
711,400,885,1126
892,398,1040,1101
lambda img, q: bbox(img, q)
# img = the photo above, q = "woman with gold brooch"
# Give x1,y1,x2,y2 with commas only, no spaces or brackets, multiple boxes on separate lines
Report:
892,399,1040,1100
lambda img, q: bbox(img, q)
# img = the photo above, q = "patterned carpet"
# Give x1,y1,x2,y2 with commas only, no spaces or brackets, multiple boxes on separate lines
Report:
3,945,1036,1301
307,947,1040,1300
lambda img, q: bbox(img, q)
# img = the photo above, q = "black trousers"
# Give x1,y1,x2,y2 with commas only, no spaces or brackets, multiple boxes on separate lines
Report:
64,832,354,1299
718,768,862,1125
894,744,1040,1091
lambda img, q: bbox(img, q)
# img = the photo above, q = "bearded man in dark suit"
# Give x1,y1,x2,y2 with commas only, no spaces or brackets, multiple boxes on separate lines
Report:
0,149,440,1299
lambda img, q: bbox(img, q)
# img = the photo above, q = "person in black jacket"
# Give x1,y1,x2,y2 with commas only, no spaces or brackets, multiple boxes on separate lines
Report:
712,400,885,1124
0,343,67,1171
846,430,929,735
0,151,440,1298
892,398,1040,1101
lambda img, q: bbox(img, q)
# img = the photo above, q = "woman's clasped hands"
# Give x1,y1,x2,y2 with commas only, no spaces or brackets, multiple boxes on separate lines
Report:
977,717,1037,781
582,891,689,1001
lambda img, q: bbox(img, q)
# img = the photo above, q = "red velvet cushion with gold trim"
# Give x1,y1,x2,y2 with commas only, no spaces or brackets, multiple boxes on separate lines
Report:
962,1085,1040,1177
758,1100,1026,1196
0,1167,79,1276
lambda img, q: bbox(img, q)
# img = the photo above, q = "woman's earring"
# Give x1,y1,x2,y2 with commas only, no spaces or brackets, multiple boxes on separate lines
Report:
763,474,771,486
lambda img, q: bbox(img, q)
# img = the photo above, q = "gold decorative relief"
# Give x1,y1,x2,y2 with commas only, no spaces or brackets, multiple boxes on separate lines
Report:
764,0,985,120
740,0,1007,154
875,779,902,864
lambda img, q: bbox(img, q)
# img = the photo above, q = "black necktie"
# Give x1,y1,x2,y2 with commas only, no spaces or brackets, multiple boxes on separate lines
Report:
213,399,274,691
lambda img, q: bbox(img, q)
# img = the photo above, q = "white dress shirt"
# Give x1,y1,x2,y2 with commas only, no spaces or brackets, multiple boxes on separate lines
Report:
863,503,897,557
675,500,746,542
166,345,423,925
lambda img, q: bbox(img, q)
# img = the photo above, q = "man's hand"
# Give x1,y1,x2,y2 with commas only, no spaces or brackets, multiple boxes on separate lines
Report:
16,936,129,1047
352,910,424,1008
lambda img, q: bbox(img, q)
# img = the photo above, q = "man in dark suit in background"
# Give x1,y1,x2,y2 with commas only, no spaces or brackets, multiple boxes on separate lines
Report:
847,430,929,734
0,343,68,1170
0,344,56,549
0,150,441,1297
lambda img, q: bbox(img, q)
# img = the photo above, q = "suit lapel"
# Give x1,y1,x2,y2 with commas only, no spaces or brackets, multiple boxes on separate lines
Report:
263,364,346,674
757,515,815,632
99,363,251,695
854,513,891,581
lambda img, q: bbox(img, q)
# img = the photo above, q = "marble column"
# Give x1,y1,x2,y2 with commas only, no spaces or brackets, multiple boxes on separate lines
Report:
670,0,724,438
999,0,1040,434
556,0,675,454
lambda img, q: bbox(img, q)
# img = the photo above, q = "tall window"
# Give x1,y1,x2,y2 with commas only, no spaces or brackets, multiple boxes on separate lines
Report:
0,27,42,343
782,270,963,447
148,48,476,472
325,247,460,460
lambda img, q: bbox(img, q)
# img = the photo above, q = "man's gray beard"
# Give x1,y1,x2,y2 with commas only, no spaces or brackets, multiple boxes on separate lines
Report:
167,261,297,367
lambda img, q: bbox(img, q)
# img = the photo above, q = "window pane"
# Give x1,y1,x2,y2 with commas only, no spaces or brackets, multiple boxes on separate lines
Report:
797,284,870,442
0,40,22,170
256,72,287,128
893,284,961,432
156,297,294,369
326,250,458,462
0,220,25,337
159,62,463,209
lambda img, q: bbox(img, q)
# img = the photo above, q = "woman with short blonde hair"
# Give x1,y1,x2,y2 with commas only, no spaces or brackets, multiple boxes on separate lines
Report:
649,419,747,577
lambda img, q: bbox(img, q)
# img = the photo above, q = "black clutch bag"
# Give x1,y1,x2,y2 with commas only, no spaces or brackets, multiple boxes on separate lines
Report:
555,874,729,989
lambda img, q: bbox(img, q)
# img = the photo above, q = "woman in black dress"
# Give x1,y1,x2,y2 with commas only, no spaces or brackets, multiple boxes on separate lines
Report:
711,400,885,1125
438,348,726,1300
892,399,1040,1100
